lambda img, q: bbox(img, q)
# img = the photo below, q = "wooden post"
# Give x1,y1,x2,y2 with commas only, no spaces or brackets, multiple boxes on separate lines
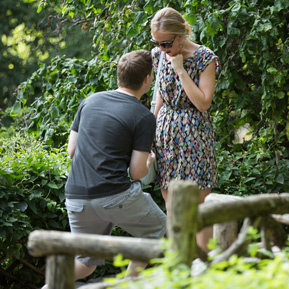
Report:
211,217,254,264
205,193,241,250
46,254,74,289
167,180,200,267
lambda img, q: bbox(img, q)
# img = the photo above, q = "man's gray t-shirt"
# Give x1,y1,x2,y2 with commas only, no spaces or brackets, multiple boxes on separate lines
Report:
65,90,156,199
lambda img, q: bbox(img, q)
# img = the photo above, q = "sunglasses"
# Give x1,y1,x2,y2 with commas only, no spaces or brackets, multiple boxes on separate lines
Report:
150,37,176,49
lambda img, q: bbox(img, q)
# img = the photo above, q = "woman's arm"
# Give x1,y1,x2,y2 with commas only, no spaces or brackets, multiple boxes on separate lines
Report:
171,54,216,112
154,90,163,118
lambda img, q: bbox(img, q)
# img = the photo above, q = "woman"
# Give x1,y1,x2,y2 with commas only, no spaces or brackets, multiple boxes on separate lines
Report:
150,7,219,252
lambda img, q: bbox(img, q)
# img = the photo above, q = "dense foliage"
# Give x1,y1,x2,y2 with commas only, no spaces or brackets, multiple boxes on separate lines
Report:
8,55,115,148
0,130,69,287
0,132,69,245
1,0,289,288
0,0,94,113
106,246,289,289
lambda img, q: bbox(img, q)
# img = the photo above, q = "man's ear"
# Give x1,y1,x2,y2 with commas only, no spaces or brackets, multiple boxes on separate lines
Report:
144,74,151,84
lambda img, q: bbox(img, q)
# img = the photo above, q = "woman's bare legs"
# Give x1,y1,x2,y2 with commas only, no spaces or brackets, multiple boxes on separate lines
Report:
161,187,212,253
161,188,169,212
126,261,147,278
197,188,212,253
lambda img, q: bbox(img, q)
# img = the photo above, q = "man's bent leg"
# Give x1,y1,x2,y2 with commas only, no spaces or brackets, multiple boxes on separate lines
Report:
197,188,212,253
41,260,96,289
75,259,96,280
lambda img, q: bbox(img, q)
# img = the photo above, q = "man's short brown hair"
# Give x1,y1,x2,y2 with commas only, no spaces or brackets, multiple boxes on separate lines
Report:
117,50,152,90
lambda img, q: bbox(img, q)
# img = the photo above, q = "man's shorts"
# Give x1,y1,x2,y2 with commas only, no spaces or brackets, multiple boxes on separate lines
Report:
65,181,167,266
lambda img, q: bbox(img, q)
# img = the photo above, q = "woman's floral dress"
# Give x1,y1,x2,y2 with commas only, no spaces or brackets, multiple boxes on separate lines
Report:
152,46,219,190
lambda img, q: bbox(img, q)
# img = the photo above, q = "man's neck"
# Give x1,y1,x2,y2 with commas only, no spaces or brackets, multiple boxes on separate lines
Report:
116,87,141,100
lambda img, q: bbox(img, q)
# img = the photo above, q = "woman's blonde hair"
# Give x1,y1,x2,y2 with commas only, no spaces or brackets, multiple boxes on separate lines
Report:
151,7,192,38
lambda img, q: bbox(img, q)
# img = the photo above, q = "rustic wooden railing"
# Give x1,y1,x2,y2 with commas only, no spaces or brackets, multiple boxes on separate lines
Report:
207,193,289,251
28,180,289,289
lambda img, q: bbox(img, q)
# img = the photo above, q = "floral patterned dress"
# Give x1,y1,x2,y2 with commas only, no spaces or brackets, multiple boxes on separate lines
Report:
152,46,219,190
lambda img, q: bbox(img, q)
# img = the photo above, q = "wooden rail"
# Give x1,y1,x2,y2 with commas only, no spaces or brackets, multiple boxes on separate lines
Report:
28,231,163,262
204,193,289,250
28,181,289,289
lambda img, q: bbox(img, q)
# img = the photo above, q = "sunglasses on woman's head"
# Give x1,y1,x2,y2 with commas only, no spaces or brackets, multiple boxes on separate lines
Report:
150,37,176,49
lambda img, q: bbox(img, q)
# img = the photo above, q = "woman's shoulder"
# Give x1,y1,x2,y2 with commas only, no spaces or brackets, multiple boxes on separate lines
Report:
197,45,218,59
194,45,220,72
183,44,216,62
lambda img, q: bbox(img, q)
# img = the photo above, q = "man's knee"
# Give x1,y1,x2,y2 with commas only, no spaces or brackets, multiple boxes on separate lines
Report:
74,259,96,280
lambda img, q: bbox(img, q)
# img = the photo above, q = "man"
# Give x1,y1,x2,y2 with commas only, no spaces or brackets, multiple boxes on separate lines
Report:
47,49,166,286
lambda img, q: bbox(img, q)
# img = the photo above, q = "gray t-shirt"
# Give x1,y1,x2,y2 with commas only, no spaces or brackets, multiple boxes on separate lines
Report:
65,90,156,199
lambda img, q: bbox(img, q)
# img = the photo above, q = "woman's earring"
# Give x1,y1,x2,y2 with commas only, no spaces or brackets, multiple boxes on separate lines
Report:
179,44,183,49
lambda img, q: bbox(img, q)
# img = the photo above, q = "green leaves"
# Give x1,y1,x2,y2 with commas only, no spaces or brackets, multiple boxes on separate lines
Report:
274,0,289,11
106,246,289,289
216,144,289,196
0,132,71,286
231,2,241,12
0,132,70,258
10,101,21,117
227,20,240,37
127,23,139,38
47,181,61,189
10,55,115,147
16,201,28,212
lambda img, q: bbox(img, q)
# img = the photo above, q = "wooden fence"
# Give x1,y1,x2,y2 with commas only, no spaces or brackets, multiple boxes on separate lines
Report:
28,180,289,289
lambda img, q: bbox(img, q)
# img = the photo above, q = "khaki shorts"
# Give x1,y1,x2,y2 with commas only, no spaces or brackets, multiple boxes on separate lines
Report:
65,181,167,266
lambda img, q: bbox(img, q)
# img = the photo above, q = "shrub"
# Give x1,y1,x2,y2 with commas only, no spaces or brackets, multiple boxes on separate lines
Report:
0,131,70,287
105,244,289,289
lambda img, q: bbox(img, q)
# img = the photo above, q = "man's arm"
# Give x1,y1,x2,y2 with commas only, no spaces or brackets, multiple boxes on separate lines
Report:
129,150,155,180
67,130,78,158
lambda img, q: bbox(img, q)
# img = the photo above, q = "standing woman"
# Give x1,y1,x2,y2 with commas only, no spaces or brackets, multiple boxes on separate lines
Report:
150,7,219,252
